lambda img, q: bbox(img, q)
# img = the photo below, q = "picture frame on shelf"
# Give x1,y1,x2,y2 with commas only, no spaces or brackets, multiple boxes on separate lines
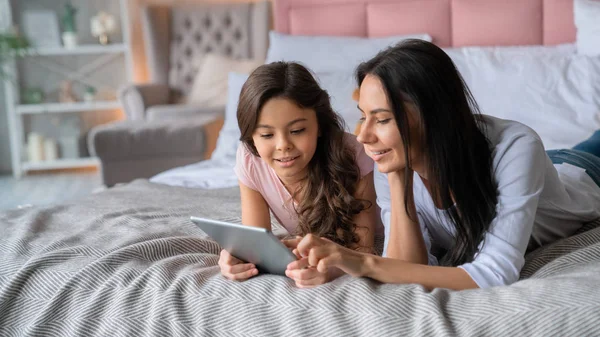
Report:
21,10,61,48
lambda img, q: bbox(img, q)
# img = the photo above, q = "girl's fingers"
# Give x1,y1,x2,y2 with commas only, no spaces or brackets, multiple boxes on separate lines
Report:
294,273,327,288
228,263,256,275
226,268,259,281
285,265,319,280
287,257,309,270
219,250,255,280
282,236,302,249
219,249,242,265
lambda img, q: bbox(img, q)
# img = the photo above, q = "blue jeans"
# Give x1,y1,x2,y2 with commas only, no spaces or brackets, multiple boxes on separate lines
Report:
546,130,600,187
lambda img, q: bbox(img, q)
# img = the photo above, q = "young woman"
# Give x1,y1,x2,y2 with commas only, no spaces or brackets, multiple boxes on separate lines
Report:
285,39,600,290
218,62,380,287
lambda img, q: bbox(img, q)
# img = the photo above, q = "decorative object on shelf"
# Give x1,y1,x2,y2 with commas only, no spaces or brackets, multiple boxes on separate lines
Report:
61,2,78,49
57,115,82,159
22,87,44,104
27,132,45,162
59,80,77,103
21,10,61,48
91,12,117,45
0,27,29,81
58,137,80,159
83,85,96,102
43,138,58,161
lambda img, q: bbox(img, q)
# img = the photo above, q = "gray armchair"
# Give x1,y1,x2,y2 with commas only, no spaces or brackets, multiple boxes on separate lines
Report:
89,1,270,187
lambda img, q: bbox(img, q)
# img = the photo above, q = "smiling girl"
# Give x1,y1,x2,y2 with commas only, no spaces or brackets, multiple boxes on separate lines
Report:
218,62,380,287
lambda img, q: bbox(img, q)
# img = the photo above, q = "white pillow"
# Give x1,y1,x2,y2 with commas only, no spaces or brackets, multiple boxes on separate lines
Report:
446,47,600,150
574,0,600,56
211,72,248,160
320,44,578,138
314,71,360,131
265,31,432,73
187,54,262,107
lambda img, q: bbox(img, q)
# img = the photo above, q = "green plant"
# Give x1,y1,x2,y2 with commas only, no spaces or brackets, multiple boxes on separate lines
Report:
62,2,78,33
0,31,30,82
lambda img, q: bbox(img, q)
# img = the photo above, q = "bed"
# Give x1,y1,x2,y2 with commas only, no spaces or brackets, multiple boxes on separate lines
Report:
2,0,600,336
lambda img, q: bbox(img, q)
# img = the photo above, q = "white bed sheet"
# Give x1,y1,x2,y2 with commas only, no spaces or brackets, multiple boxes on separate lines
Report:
150,155,239,189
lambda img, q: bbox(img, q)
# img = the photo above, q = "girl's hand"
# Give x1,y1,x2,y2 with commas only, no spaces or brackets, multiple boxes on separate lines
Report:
218,249,258,281
282,236,303,259
281,236,302,251
285,262,332,288
287,234,367,278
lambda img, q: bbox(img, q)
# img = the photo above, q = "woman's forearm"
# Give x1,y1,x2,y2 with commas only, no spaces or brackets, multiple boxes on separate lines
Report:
362,255,479,291
387,172,428,264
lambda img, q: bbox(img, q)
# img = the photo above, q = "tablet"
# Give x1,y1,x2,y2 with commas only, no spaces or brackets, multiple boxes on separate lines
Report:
190,216,297,275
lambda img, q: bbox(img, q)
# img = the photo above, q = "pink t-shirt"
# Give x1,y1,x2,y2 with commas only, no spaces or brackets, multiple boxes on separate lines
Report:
234,133,374,234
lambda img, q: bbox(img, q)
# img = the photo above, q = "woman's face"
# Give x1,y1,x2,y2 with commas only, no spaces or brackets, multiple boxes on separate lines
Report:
252,97,319,185
356,74,424,174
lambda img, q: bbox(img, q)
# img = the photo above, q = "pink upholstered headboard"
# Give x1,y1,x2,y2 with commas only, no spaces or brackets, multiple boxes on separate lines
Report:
274,0,576,47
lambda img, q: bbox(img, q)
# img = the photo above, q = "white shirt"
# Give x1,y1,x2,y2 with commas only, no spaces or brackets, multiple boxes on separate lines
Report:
375,115,600,288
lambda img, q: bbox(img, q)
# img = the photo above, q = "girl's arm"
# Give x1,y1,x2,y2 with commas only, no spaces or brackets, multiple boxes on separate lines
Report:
351,172,378,253
219,181,270,281
239,181,272,230
386,170,428,265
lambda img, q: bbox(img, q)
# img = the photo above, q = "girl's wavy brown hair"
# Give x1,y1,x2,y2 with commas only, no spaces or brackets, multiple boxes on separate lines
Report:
237,61,371,247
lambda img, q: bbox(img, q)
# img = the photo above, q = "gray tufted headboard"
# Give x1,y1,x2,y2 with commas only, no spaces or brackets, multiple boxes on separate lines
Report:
142,1,270,98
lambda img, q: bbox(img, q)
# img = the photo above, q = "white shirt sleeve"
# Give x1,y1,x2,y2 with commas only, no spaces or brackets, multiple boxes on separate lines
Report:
459,135,547,288
374,169,438,265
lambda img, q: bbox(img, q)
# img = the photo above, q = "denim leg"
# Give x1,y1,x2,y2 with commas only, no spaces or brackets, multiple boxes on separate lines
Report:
546,149,600,187
572,130,600,158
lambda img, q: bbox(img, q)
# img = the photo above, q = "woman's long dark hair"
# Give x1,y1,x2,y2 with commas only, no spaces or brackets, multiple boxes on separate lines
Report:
356,39,498,266
237,61,370,247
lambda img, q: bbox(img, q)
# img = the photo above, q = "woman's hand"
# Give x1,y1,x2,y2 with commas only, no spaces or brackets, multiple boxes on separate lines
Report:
218,249,258,281
387,168,413,191
286,234,368,279
284,236,331,288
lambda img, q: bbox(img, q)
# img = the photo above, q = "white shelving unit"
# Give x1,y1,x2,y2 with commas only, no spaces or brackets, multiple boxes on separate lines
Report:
2,0,133,178
22,157,100,171
16,101,122,114
31,43,128,56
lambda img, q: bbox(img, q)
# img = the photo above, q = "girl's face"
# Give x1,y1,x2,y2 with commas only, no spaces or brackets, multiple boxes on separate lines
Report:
252,97,319,185
356,74,425,174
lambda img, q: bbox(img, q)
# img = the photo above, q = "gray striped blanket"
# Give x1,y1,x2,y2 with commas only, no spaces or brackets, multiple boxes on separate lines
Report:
1,180,599,336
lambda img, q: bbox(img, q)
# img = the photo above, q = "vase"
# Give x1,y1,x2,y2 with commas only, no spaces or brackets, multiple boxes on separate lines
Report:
98,33,109,45
27,133,45,162
62,31,78,48
83,91,95,102
43,138,58,161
